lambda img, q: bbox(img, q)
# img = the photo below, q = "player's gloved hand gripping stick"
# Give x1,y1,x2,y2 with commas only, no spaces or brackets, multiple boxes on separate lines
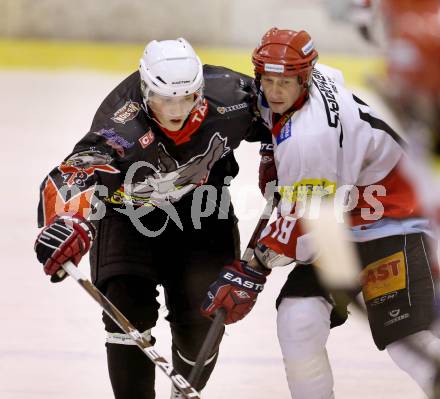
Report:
192,194,280,387
35,215,95,282
36,217,199,395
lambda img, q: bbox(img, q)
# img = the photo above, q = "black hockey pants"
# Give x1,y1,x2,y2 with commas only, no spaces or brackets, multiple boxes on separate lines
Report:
91,205,240,398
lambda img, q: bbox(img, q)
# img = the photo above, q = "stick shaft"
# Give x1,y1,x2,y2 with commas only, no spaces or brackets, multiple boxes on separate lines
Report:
188,194,280,387
188,308,226,386
62,261,201,399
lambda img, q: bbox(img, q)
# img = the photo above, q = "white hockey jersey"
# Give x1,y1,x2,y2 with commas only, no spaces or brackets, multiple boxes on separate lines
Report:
257,64,428,264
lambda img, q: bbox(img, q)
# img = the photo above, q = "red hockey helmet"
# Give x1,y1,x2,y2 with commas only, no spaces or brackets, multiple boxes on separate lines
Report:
252,28,319,88
379,0,440,134
387,14,440,99
381,0,440,38
387,0,440,101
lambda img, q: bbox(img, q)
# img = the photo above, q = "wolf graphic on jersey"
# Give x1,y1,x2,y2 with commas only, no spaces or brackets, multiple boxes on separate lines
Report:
115,132,231,206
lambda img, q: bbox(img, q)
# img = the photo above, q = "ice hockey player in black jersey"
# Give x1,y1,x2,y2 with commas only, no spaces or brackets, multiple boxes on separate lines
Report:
34,37,268,399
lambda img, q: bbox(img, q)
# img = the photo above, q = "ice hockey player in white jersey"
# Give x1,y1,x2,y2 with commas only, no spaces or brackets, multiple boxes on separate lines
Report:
202,27,440,398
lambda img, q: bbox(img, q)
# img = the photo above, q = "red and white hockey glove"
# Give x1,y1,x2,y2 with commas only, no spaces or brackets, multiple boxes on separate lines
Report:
259,142,277,197
201,260,270,324
35,215,95,282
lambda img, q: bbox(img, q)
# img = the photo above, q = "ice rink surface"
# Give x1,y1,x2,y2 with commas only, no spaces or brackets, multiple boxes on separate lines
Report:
0,70,426,398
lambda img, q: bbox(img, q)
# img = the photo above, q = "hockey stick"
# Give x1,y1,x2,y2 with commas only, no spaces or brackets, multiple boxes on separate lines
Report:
61,261,201,399
187,307,226,387
188,193,280,387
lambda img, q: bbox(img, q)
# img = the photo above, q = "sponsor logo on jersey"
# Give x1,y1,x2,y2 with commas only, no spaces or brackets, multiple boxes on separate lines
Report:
279,178,336,203
370,291,398,307
139,130,155,149
384,310,410,327
312,69,340,129
94,128,134,157
264,63,285,74
217,102,248,114
111,100,141,124
361,251,406,302
276,118,292,144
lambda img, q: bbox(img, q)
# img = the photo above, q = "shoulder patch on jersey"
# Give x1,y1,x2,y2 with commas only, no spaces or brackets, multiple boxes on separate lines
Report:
59,151,119,188
111,100,141,124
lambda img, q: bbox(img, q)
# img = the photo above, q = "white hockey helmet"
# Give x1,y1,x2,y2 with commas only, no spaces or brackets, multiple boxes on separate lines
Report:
139,38,204,107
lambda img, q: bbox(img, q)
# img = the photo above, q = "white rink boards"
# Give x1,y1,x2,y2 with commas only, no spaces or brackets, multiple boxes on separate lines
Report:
0,71,426,398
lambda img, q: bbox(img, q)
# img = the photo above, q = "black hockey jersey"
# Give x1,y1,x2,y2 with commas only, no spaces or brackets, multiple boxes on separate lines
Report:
37,65,268,227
